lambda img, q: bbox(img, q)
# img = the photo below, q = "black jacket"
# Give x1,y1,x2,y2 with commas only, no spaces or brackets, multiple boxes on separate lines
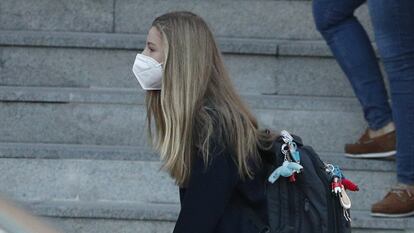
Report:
173,130,269,233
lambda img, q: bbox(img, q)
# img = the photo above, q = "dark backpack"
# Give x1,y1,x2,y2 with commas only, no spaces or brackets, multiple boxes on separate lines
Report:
243,130,353,233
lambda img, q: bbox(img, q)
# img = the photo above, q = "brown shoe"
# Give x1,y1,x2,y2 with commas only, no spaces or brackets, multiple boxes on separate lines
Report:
344,129,396,158
371,184,414,217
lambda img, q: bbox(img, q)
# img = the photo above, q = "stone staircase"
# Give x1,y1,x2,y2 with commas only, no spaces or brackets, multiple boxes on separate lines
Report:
0,0,412,232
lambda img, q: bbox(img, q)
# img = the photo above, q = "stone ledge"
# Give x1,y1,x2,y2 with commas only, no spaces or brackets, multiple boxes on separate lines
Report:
0,86,146,105
0,30,333,57
0,30,380,57
319,153,396,173
352,211,414,231
0,86,361,112
22,200,178,222
0,142,158,161
278,40,380,58
16,200,413,230
0,142,396,172
0,30,146,50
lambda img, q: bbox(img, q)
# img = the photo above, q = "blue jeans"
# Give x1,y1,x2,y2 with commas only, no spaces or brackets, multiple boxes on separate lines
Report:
313,0,414,184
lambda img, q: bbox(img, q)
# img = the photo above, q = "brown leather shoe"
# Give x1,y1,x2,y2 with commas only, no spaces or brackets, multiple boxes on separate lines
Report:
371,184,414,217
344,129,396,158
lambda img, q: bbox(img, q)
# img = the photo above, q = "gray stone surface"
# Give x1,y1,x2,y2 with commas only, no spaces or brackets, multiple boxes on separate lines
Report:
273,57,356,97
226,54,278,95
0,86,145,104
0,142,397,173
0,142,159,161
0,0,373,40
12,200,414,232
352,211,414,232
0,86,362,110
41,216,414,233
0,46,279,95
0,0,114,32
0,30,379,57
0,102,366,152
0,45,362,96
254,108,366,153
319,154,396,173
46,217,175,233
279,40,333,57
279,40,380,58
345,171,397,211
0,156,397,211
0,159,179,204
0,86,366,152
0,30,147,50
44,220,411,233
25,200,179,221
115,0,373,40
0,30,278,55
46,217,412,233
0,101,149,146
0,46,136,89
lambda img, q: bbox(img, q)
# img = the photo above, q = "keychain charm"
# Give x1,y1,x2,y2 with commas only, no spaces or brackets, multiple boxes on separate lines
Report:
325,163,359,222
326,164,360,193
268,160,303,184
267,130,303,183
288,141,300,163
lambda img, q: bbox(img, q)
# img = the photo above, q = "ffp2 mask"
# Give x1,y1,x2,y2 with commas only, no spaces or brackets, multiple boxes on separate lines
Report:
132,53,163,90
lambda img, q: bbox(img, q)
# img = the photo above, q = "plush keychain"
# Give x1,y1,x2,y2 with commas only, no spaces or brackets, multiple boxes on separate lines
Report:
281,131,302,183
268,160,303,184
325,163,357,222
342,178,359,191
268,130,304,184
327,165,359,193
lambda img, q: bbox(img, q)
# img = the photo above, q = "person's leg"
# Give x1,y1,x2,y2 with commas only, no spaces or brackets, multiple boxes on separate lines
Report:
368,0,414,186
368,0,414,217
313,0,393,131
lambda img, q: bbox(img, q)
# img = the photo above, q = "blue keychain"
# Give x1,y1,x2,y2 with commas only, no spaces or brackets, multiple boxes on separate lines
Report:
268,130,303,183
268,160,303,184
288,141,300,163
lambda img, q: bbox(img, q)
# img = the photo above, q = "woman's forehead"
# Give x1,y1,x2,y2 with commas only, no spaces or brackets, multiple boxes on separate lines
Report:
147,27,163,45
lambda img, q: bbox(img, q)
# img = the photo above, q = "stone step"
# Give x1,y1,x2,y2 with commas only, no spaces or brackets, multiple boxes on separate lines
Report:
0,158,179,205
0,154,397,211
0,30,384,97
0,142,396,173
0,142,158,161
12,200,414,233
0,31,353,97
0,142,398,213
0,86,366,153
0,0,373,40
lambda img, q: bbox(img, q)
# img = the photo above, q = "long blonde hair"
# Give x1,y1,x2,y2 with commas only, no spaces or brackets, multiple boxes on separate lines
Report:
145,11,277,187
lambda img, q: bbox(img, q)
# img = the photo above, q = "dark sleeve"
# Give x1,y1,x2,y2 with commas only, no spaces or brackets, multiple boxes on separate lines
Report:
173,141,240,233
179,188,186,208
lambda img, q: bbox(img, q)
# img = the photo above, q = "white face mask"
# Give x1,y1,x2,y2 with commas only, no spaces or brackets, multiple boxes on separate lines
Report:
132,53,163,90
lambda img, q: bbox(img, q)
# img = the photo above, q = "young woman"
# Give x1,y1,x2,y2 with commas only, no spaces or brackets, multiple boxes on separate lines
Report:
132,11,276,233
